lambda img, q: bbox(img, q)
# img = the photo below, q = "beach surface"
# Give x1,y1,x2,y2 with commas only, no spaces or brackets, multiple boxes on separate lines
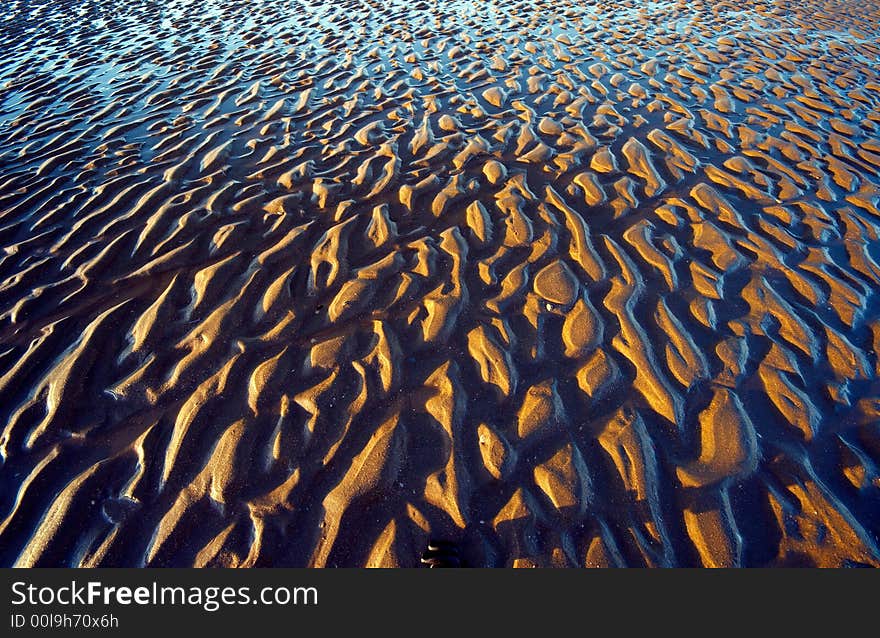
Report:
1,0,880,566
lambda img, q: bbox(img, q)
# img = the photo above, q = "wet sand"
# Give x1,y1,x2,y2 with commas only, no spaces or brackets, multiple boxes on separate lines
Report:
1,0,880,567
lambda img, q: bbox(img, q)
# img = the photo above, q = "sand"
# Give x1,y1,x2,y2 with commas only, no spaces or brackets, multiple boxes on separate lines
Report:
1,0,879,567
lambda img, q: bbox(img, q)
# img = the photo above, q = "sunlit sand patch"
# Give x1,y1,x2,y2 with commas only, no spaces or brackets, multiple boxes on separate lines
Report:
1,0,879,567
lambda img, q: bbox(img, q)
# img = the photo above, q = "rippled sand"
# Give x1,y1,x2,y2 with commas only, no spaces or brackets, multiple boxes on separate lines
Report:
1,0,880,567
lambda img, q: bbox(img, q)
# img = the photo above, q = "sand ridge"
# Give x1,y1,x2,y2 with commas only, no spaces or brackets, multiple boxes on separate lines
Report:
0,0,879,567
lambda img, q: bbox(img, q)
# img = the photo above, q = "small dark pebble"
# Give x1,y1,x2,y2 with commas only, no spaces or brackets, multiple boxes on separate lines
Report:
420,540,462,568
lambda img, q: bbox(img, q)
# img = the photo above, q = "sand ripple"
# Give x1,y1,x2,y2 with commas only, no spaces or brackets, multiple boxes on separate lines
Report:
1,0,880,567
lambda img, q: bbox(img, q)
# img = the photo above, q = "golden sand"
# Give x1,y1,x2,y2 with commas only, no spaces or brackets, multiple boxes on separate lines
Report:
0,0,879,567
